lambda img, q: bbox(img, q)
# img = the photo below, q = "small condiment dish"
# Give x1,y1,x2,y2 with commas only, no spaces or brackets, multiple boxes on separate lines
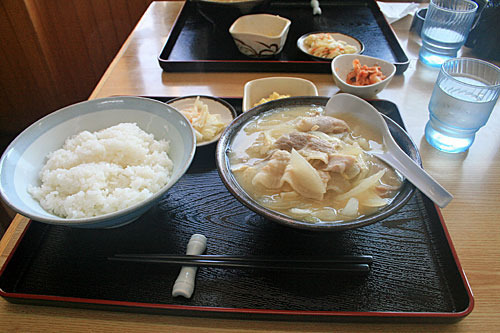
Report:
297,32,364,61
167,95,237,147
331,54,396,99
229,14,291,58
243,76,318,112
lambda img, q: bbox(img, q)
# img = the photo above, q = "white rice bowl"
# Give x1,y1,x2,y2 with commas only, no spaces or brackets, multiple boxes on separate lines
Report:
0,96,196,228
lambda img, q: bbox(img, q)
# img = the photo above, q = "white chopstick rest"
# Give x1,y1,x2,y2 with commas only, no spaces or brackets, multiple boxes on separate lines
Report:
172,234,207,298
311,0,322,15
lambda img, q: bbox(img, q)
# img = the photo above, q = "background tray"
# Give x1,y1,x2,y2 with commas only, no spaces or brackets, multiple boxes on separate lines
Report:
158,0,410,74
0,98,472,322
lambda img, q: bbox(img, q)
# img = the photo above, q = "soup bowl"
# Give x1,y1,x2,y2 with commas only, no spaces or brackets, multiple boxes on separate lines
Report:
192,0,271,28
216,96,418,231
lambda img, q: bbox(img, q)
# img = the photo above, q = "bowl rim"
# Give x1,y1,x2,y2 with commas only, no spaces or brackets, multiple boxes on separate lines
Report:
193,0,269,4
242,76,319,112
229,14,291,38
297,31,365,61
0,96,197,227
216,96,418,231
331,54,397,89
166,94,238,147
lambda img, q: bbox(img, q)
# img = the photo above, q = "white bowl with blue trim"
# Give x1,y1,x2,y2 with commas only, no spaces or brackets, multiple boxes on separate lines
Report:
0,96,196,228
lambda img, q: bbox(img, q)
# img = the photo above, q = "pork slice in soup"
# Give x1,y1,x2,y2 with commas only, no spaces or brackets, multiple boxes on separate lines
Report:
228,105,402,223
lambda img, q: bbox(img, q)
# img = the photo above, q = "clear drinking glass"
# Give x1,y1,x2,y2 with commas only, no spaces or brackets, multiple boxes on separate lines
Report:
425,58,500,153
419,0,477,68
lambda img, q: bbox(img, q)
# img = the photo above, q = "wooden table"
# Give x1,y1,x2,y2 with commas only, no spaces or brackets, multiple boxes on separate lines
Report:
1,1,499,331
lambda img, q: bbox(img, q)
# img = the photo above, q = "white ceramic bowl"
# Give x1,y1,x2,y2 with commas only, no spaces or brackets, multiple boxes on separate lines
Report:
331,54,396,99
229,14,291,58
166,95,237,146
297,32,364,61
243,76,318,112
0,96,196,228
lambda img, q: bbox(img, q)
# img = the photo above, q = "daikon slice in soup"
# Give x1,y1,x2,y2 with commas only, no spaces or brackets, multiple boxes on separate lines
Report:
227,104,403,223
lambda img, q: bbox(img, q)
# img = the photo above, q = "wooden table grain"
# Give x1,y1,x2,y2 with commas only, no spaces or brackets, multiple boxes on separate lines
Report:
1,2,499,332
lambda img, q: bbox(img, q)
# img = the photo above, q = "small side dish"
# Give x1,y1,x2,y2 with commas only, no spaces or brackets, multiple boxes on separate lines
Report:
254,92,290,107
229,14,291,58
180,97,227,143
346,59,387,86
243,76,318,112
297,32,363,61
167,95,237,146
331,54,396,99
303,33,357,58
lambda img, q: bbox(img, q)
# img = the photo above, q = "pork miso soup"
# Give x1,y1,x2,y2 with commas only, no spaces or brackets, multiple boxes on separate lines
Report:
227,105,403,223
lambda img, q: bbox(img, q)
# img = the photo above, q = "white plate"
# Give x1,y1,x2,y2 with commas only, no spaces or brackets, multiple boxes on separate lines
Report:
167,95,237,146
297,32,364,61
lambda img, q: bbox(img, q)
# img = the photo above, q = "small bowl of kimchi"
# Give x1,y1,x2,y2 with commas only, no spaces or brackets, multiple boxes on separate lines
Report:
331,54,396,99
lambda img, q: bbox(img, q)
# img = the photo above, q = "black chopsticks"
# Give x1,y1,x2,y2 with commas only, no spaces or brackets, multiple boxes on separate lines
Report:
108,254,373,273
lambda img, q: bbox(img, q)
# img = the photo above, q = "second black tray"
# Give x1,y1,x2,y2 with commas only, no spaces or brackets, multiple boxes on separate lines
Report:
158,0,410,74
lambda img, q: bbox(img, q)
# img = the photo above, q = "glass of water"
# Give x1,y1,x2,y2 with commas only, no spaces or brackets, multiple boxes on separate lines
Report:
419,0,477,68
425,58,500,153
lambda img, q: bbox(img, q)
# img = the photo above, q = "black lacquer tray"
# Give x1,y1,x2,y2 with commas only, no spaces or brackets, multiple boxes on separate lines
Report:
0,98,472,322
158,0,410,74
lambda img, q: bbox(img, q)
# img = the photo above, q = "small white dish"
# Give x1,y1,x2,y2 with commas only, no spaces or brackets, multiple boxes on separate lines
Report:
331,54,396,99
297,32,364,61
243,77,318,112
229,14,291,58
167,95,237,146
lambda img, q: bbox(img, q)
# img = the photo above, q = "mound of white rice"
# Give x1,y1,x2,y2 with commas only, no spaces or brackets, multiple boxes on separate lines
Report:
28,123,173,219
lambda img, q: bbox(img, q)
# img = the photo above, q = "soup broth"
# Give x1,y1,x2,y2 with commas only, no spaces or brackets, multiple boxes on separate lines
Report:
228,105,403,223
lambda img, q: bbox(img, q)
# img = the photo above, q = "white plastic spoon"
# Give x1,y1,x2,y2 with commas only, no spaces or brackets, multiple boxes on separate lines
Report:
325,93,453,208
